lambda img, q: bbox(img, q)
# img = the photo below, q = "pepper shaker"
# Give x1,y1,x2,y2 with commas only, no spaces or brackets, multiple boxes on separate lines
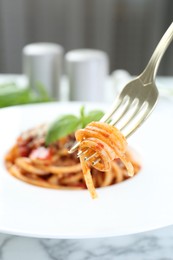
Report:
65,49,109,102
23,42,64,100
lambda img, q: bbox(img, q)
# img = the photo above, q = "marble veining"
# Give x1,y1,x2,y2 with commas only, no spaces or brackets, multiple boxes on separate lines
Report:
0,226,173,259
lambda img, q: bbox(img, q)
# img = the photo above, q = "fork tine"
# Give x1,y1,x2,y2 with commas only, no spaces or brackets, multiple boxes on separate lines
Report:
118,101,146,131
76,150,83,157
124,104,152,138
100,96,128,123
84,152,97,161
109,97,136,126
77,148,89,158
92,158,101,166
69,142,80,153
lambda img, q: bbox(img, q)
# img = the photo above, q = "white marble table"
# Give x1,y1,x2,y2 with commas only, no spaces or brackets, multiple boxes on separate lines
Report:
1,225,173,259
0,74,173,259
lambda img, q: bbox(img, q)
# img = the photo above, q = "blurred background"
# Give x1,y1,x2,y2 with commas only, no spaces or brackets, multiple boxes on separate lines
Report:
0,0,172,76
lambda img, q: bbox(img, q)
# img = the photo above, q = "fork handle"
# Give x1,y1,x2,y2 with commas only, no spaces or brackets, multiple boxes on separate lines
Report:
140,22,173,85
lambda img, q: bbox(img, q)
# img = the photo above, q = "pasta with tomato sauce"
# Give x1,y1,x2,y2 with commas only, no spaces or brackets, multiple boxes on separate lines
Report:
5,123,140,198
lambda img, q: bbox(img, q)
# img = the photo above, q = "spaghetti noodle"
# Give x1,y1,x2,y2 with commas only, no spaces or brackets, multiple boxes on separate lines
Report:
75,121,135,198
5,124,140,197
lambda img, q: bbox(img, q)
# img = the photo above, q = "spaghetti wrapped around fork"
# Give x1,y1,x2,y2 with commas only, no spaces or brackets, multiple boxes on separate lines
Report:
75,122,134,198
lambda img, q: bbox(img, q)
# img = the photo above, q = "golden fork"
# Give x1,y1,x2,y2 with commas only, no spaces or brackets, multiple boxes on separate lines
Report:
69,22,173,161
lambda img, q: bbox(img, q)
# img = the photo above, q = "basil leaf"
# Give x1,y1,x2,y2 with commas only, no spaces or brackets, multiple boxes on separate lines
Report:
80,106,85,128
45,115,80,145
83,110,104,127
45,108,104,145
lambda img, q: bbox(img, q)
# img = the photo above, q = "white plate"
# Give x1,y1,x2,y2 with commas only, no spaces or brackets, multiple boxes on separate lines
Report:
0,99,173,239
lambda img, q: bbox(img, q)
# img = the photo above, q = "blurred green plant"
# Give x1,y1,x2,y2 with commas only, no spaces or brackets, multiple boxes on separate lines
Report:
0,82,52,108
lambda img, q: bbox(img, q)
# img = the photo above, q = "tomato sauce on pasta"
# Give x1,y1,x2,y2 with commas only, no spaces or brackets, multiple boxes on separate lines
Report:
5,124,140,197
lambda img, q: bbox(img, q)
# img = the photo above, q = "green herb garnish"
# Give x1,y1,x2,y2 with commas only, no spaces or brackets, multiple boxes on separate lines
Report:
0,82,52,108
45,106,104,145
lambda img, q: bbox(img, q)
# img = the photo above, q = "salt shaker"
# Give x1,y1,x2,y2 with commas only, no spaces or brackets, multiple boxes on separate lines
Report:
22,43,64,100
65,49,109,102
